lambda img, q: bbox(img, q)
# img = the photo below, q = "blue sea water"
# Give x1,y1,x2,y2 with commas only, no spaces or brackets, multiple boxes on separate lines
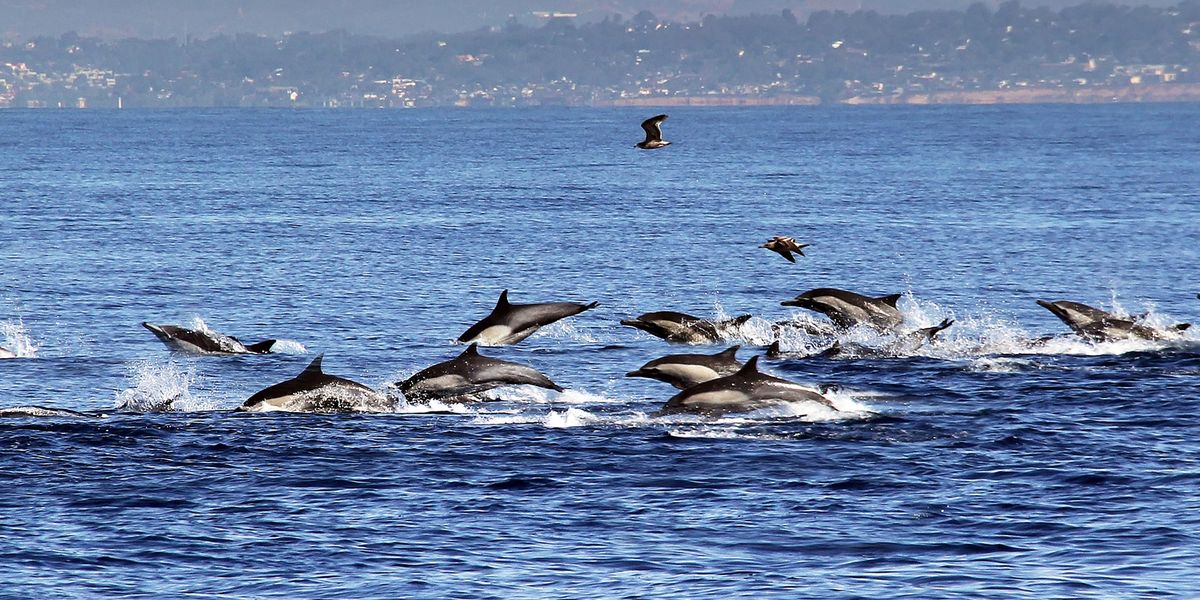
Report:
1,104,1199,598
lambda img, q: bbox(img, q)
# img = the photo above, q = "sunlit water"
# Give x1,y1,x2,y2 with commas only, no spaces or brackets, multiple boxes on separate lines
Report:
1,105,1198,598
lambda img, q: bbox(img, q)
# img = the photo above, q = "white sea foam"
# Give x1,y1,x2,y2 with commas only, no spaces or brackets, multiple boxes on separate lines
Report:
392,398,477,414
0,319,38,358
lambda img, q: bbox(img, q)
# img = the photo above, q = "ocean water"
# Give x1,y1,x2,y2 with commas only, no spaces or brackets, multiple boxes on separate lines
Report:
1,104,1199,598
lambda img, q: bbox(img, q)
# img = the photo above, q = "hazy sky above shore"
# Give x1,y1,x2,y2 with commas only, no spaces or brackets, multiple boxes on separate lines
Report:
0,0,1180,40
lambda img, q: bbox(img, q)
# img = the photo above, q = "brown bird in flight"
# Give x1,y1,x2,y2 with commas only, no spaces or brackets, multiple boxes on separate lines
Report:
761,236,810,263
636,114,671,149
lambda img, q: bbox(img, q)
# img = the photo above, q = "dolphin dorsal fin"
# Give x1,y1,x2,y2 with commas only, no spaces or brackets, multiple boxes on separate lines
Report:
495,290,510,309
877,293,902,307
717,345,740,358
301,354,324,377
460,343,481,357
1176,323,1192,331
735,355,760,376
767,341,781,357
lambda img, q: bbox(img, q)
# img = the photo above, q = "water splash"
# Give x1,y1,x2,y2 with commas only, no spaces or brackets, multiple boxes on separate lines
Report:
0,319,38,358
532,319,593,343
544,407,599,428
269,339,308,354
114,359,217,412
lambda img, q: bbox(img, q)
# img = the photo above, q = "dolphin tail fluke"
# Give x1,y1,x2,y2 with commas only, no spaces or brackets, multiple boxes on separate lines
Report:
928,319,955,338
877,293,903,307
582,300,600,311
729,315,753,326
245,339,277,354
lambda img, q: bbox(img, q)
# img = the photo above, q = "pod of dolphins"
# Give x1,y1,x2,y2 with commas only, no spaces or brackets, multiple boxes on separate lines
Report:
2,115,1196,419
4,281,1194,419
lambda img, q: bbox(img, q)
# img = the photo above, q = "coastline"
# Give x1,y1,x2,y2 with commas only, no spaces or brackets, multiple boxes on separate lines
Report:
594,83,1200,107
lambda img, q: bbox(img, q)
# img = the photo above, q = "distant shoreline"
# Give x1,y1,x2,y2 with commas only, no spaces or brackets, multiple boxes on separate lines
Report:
8,83,1200,109
595,83,1200,107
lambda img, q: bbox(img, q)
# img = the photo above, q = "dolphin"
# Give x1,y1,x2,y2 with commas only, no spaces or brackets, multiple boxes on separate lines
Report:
142,322,276,355
1036,300,1190,342
457,290,599,346
0,347,15,359
768,318,953,359
771,319,837,338
626,345,743,390
0,405,99,418
657,356,835,417
621,311,752,344
395,343,563,403
781,288,904,331
239,355,391,413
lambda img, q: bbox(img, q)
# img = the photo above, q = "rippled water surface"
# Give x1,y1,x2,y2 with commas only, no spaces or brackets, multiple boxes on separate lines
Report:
2,105,1199,598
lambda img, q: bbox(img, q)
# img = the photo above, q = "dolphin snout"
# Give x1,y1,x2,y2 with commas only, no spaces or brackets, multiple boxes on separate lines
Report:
141,322,169,338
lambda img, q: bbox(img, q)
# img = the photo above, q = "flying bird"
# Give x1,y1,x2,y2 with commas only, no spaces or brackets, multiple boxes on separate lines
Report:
636,114,671,149
761,236,810,263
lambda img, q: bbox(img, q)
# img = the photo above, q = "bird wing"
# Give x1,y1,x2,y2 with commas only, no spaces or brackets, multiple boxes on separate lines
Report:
641,114,667,142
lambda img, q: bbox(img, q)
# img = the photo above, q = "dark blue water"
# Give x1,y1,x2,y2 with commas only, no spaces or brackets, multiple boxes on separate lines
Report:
1,105,1199,598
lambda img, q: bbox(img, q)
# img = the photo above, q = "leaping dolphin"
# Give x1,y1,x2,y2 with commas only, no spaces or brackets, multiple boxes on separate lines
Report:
781,288,904,331
1036,300,1190,342
657,356,836,417
142,322,277,355
239,355,391,413
621,311,751,344
395,343,563,403
626,345,743,390
457,290,599,346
